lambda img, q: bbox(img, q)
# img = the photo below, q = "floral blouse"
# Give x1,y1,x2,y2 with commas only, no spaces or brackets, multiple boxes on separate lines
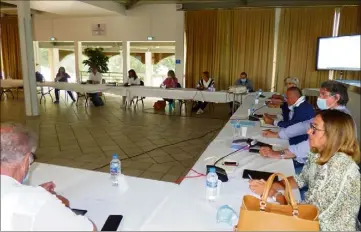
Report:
295,152,360,231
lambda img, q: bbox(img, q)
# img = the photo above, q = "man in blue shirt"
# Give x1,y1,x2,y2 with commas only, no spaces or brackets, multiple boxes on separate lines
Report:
260,81,352,173
234,72,253,92
229,72,253,114
263,87,315,145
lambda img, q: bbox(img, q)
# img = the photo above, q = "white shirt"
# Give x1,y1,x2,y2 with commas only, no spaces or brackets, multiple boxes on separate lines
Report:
89,72,102,83
0,175,93,231
127,77,141,85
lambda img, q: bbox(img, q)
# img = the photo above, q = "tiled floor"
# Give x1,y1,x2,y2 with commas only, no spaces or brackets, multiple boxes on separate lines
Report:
1,91,230,183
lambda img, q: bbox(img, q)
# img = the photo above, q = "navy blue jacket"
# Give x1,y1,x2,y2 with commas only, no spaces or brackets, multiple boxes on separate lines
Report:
277,101,315,145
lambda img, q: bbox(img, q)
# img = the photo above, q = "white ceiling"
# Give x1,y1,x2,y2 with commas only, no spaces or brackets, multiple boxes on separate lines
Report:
1,0,126,16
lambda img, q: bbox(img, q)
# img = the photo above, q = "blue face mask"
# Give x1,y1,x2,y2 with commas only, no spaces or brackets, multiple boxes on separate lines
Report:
240,78,246,83
317,97,328,110
22,171,30,184
217,205,238,226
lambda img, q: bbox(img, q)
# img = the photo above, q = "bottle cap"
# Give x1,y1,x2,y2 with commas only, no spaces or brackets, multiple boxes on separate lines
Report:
112,154,118,159
209,167,216,173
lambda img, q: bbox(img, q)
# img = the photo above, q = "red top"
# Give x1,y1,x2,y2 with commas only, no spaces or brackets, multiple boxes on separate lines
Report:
162,77,178,88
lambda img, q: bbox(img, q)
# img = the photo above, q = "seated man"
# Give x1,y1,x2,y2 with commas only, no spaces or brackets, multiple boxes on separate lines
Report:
88,66,104,107
261,80,352,174
263,87,315,145
192,71,215,115
229,71,253,114
1,123,96,231
267,77,299,108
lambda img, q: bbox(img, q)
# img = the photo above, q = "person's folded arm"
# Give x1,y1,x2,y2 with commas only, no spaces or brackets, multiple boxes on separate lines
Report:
278,119,313,139
33,191,96,231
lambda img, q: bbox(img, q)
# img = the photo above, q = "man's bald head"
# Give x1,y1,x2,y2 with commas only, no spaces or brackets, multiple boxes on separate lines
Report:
286,87,303,106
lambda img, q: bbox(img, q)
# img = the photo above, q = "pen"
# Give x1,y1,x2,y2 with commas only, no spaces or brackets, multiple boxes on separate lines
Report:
248,174,253,180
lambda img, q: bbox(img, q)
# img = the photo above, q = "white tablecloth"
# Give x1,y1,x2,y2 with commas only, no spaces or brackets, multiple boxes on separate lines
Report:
38,82,112,94
0,80,241,103
28,163,178,231
0,79,24,88
140,94,299,231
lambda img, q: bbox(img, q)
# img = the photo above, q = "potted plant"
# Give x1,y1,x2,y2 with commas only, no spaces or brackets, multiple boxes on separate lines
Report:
82,48,109,73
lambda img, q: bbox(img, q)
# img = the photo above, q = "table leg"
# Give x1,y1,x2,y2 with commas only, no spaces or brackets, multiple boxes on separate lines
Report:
232,94,236,114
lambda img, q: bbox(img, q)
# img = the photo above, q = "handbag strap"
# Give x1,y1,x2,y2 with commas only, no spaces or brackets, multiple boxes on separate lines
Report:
261,173,299,215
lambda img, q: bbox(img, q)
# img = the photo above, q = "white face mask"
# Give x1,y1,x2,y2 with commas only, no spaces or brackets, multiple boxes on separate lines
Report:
317,97,329,110
240,78,246,83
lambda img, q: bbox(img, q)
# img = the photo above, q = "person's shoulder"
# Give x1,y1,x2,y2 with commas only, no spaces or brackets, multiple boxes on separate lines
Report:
329,152,359,175
299,100,314,110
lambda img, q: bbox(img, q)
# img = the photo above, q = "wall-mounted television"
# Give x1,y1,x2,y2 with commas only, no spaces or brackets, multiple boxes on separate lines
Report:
316,35,361,71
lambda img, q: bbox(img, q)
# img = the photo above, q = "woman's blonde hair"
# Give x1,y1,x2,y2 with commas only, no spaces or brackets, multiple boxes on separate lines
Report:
312,110,360,165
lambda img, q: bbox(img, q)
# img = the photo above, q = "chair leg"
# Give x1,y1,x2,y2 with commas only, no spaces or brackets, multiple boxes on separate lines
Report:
9,90,14,100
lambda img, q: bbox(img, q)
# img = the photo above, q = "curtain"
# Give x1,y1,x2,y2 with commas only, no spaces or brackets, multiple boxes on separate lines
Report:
275,7,334,91
185,11,217,88
185,9,275,90
0,16,22,80
334,6,361,80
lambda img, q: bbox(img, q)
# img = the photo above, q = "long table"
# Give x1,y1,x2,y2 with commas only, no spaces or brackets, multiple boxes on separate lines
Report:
2,80,235,103
140,94,299,231
21,85,299,230
28,163,178,231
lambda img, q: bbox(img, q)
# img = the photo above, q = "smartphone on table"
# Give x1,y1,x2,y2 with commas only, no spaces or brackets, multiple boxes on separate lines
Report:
71,208,88,216
242,169,277,182
101,215,123,231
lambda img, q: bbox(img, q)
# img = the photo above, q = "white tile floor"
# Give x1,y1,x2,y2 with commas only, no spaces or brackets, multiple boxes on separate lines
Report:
1,91,231,182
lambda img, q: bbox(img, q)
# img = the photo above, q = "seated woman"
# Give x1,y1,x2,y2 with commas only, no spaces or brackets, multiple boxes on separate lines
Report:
161,70,178,111
192,71,215,115
250,110,360,231
122,69,141,108
54,67,76,104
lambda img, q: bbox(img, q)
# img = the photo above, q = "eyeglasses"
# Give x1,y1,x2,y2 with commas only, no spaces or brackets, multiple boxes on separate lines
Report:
309,123,325,135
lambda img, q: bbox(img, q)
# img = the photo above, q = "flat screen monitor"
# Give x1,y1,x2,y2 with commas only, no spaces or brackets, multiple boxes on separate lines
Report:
316,35,361,71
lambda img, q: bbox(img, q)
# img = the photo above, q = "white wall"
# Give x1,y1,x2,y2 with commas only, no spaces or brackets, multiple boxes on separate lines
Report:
32,4,182,42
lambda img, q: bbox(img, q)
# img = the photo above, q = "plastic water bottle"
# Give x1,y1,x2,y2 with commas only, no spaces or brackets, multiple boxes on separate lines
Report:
206,167,218,201
258,89,263,97
110,154,121,186
250,104,255,115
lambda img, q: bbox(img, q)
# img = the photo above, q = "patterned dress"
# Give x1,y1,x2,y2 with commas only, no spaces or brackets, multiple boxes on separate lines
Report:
295,152,360,231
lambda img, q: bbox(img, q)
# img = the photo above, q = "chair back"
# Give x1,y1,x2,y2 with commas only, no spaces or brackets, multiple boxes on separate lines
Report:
176,83,182,88
140,80,144,86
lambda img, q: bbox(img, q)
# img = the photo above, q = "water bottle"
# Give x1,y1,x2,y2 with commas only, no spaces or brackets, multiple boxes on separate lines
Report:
250,104,255,115
110,154,121,186
206,167,218,201
258,89,263,97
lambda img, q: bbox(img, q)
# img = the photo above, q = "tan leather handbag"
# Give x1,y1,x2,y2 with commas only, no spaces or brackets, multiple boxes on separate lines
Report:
235,173,320,231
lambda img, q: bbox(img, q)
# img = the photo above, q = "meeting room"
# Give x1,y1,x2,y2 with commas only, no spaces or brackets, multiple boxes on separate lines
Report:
0,0,360,231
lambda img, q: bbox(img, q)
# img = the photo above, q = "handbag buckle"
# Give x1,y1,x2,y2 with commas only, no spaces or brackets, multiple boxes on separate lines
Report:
259,201,267,211
292,209,299,216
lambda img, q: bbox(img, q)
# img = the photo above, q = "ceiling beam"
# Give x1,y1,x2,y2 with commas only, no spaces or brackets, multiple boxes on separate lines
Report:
179,0,361,11
125,0,140,10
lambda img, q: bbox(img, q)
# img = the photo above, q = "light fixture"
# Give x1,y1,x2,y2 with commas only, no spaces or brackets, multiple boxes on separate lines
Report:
50,37,56,41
